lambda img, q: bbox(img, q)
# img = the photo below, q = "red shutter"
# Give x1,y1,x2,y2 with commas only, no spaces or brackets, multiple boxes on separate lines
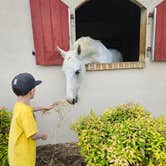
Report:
154,0,166,61
29,0,69,65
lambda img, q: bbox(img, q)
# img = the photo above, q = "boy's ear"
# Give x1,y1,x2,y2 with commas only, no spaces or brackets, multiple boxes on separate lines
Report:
29,88,35,94
29,88,35,98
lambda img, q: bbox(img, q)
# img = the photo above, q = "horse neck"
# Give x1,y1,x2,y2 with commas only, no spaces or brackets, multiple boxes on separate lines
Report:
83,50,112,64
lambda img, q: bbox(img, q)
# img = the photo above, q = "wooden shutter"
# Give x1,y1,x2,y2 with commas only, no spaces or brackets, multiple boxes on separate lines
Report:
30,0,69,65
154,0,166,61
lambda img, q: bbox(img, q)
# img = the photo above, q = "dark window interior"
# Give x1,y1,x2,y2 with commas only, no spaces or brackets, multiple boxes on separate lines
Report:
76,0,141,61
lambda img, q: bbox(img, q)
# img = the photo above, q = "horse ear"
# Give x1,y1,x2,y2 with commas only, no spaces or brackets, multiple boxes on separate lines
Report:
77,44,81,55
57,46,66,58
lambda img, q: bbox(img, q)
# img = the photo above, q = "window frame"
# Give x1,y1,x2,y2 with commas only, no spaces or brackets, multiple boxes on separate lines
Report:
70,0,147,71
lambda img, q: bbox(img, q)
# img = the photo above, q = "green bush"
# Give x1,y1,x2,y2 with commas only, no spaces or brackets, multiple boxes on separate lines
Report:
71,104,166,166
0,107,11,166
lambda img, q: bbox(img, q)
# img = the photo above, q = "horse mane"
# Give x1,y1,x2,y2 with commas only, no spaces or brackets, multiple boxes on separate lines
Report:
72,36,105,57
68,36,123,63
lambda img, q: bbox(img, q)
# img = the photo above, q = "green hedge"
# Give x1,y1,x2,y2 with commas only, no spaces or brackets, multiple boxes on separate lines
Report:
0,107,11,166
71,104,166,166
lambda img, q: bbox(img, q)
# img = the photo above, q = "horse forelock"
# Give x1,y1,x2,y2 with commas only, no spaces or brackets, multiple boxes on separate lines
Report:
63,56,83,71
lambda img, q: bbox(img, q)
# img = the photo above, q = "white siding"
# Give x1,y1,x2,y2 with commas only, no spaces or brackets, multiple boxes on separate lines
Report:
0,0,166,145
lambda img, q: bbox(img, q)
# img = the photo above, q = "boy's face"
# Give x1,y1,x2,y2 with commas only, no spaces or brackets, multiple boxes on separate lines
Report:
29,88,35,99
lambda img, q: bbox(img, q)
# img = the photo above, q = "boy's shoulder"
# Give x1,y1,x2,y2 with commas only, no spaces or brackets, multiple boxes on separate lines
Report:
14,102,33,114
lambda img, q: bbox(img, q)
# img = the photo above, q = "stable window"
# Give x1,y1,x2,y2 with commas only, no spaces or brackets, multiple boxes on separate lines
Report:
30,0,147,69
74,0,147,71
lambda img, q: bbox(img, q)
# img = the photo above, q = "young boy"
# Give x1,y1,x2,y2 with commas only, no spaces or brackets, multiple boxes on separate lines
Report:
8,73,54,166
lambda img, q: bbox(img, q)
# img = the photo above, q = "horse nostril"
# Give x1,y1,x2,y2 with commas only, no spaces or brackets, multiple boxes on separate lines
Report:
67,98,78,105
72,99,76,105
72,98,79,105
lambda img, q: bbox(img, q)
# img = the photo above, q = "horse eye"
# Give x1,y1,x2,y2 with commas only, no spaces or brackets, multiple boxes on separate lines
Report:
75,70,80,75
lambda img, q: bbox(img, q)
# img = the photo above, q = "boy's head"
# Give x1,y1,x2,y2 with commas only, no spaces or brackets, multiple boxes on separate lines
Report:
11,73,42,97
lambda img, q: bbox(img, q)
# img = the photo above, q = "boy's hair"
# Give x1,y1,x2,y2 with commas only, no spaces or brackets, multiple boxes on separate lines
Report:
11,73,42,96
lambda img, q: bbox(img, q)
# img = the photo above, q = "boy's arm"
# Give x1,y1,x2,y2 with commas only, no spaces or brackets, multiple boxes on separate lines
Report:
33,104,54,112
31,132,48,140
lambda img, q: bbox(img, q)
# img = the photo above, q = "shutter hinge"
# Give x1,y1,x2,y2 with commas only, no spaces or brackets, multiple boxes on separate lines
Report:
32,51,35,56
148,12,154,18
147,47,152,52
70,14,74,19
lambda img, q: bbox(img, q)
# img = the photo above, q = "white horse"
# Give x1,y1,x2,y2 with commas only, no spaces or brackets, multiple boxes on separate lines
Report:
57,36,123,104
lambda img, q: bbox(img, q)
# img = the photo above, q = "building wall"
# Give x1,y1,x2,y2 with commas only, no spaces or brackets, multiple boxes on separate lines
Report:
0,0,166,145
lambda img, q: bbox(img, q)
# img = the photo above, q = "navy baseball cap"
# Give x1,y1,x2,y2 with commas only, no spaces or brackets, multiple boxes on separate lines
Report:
11,73,42,96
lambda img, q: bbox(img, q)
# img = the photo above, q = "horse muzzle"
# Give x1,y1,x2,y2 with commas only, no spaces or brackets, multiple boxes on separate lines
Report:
67,96,78,105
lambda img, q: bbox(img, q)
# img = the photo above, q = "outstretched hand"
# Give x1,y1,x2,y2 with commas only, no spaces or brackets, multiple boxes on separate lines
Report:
42,104,55,111
33,104,55,112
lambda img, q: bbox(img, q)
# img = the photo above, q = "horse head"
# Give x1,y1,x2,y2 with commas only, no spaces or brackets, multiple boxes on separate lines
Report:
57,45,85,104
57,36,123,104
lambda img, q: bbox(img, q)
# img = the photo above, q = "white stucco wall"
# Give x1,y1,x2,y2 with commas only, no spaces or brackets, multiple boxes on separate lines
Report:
0,0,166,145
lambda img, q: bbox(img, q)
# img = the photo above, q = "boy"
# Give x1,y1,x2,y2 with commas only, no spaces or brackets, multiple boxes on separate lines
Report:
8,73,54,166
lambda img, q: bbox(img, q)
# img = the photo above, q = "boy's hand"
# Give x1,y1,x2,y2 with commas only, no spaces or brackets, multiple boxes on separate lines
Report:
31,132,48,140
41,133,48,140
42,104,55,111
42,104,55,114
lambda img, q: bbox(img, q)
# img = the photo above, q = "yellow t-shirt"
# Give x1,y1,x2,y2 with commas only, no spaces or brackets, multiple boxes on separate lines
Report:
8,102,38,166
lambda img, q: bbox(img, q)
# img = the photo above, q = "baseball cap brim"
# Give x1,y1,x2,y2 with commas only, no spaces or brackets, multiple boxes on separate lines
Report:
35,80,42,87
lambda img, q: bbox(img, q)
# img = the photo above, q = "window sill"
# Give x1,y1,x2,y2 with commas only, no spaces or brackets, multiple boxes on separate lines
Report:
85,61,145,71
